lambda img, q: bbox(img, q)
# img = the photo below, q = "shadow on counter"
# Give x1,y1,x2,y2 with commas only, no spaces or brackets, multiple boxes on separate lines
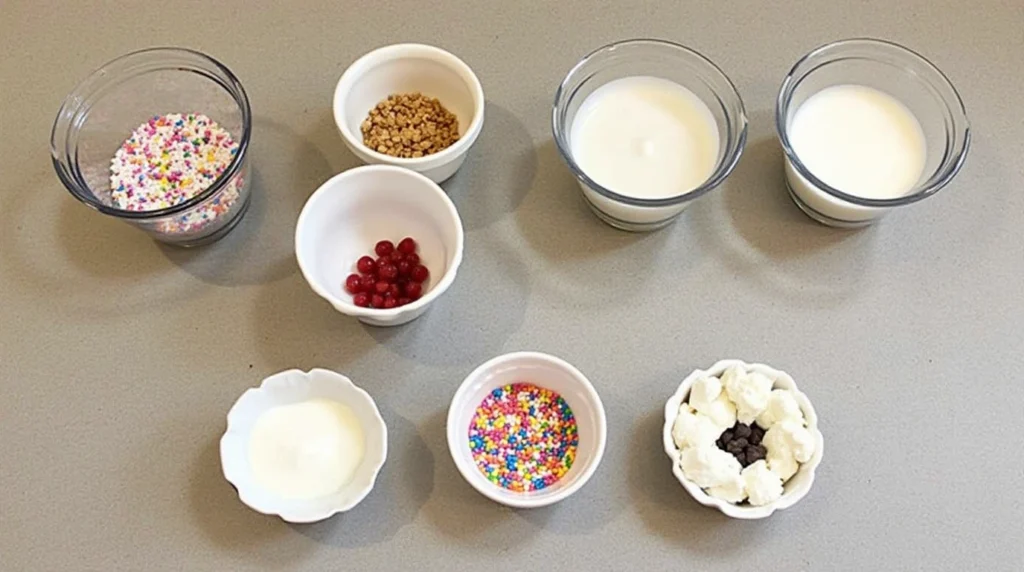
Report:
442,102,535,231
419,409,538,547
188,435,308,567
628,408,767,551
693,114,879,309
512,139,676,307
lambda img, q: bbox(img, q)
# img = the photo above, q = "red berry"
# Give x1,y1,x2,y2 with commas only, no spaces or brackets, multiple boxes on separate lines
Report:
360,275,376,292
353,293,370,307
344,274,362,294
375,240,394,257
371,294,385,308
397,260,411,277
397,297,412,306
398,237,417,254
388,283,401,298
382,297,398,309
410,264,429,283
405,252,420,266
390,251,404,263
379,263,398,280
375,281,389,294
356,256,376,275
404,281,423,300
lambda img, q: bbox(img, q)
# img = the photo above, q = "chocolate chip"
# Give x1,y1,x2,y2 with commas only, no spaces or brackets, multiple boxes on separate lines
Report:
717,422,767,467
750,425,765,445
746,444,767,463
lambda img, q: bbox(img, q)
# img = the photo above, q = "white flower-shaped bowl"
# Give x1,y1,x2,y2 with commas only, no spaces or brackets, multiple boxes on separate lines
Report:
662,359,824,519
220,368,388,523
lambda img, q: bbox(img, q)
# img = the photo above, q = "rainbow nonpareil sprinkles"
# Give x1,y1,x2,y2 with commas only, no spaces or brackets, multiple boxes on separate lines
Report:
469,383,578,492
109,113,242,235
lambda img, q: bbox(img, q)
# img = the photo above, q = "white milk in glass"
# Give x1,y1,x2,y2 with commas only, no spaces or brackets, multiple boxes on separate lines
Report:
786,84,927,223
570,76,720,225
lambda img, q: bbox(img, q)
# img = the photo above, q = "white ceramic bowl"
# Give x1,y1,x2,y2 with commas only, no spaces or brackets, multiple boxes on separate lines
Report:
447,352,607,508
295,165,465,327
662,359,824,519
333,43,485,183
220,368,388,523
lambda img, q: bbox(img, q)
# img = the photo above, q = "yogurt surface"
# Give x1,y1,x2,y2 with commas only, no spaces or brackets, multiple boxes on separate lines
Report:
248,398,365,500
788,84,927,200
570,75,720,200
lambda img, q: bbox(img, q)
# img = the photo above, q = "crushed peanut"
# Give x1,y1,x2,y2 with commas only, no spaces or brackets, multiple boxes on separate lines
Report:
360,93,460,159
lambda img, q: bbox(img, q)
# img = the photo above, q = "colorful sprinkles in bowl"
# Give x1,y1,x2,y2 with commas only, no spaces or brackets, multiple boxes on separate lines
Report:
468,383,579,492
109,112,243,235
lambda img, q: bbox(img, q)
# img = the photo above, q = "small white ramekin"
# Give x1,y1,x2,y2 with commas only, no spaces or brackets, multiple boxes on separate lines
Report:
295,165,465,327
662,359,824,519
447,352,607,509
220,368,388,523
333,43,485,183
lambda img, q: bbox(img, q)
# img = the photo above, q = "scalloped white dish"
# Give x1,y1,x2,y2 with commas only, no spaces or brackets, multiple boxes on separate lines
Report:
220,368,387,523
662,359,824,519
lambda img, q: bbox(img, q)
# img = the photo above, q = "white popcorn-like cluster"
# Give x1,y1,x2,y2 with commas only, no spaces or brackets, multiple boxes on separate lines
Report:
671,365,816,507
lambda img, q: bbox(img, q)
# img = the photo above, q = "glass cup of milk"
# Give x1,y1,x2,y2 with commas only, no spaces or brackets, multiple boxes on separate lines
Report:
553,39,748,231
776,38,970,227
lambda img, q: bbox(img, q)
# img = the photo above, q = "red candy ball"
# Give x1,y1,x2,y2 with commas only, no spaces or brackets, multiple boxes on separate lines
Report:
351,237,425,310
397,260,411,277
410,264,429,283
404,281,423,300
356,256,376,275
344,273,362,294
398,237,417,255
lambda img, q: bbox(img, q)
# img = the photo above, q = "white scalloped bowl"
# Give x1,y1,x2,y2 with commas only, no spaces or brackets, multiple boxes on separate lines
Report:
662,359,824,519
220,368,388,523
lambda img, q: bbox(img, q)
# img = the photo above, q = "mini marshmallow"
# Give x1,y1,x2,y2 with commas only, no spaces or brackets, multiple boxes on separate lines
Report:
742,460,784,506
756,389,805,430
672,407,726,450
724,368,774,424
679,445,742,489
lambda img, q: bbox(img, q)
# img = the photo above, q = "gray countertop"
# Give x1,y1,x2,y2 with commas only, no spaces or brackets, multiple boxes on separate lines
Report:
2,1,1022,570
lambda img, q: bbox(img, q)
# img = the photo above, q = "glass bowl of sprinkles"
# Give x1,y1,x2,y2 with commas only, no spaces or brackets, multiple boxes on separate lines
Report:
447,352,607,508
51,47,252,247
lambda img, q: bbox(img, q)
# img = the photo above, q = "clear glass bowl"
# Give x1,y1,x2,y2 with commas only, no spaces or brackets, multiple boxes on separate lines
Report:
775,38,970,227
553,39,748,231
51,47,253,247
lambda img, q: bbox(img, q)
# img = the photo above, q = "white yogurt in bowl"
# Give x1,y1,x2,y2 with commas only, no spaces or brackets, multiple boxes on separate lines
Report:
553,39,747,231
570,76,720,203
221,368,387,523
776,39,970,227
248,398,365,501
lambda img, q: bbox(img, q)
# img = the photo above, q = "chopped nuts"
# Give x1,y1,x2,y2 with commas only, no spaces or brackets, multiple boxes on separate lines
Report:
360,93,460,159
